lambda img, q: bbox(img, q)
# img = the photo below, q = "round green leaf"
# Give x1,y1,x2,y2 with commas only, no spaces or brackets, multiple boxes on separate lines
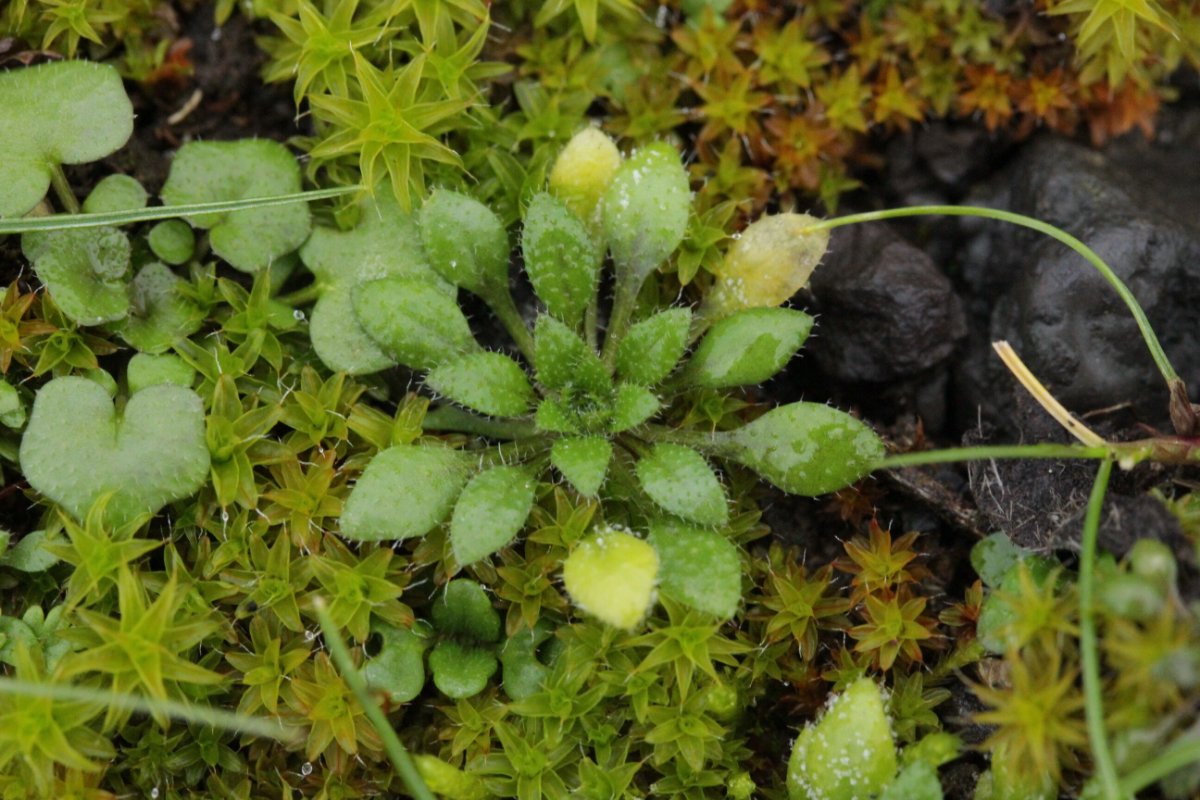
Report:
684,308,813,388
970,533,1026,589
550,436,612,497
787,677,897,800
450,466,536,565
20,378,210,525
161,139,310,273
562,528,659,630
522,192,600,327
429,640,498,699
636,444,728,527
615,307,692,386
427,352,535,418
718,402,884,496
602,142,690,283
340,445,468,541
420,189,510,295
647,519,740,618
126,353,195,394
0,61,134,218
147,220,196,265
432,580,501,643
82,175,147,214
353,276,479,370
0,380,24,429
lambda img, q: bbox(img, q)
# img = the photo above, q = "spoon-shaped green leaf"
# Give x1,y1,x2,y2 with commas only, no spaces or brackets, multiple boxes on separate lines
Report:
523,192,600,327
602,142,690,283
615,307,692,386
161,139,310,273
450,466,537,564
353,277,480,370
647,519,740,619
20,377,210,525
636,444,728,527
684,308,813,388
550,436,612,497
715,402,884,496
419,189,510,296
340,445,468,541
300,187,448,374
534,314,610,395
0,60,134,218
426,353,535,418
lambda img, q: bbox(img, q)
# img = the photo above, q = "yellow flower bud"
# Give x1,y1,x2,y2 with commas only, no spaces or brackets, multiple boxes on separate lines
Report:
548,127,623,226
562,527,658,629
704,213,829,318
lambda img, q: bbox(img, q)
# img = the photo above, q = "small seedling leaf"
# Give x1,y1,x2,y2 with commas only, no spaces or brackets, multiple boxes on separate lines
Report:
126,353,195,394
147,220,196,265
82,175,147,214
685,308,813,388
523,192,600,327
22,227,130,325
111,263,204,353
647,519,740,618
363,621,430,704
420,189,510,295
20,377,210,525
562,528,658,630
602,142,690,283
615,307,692,386
432,579,502,643
161,139,310,273
340,444,468,541
970,533,1026,588
353,277,480,370
636,444,728,526
429,639,498,699
427,352,535,418
720,402,884,495
0,61,134,218
787,677,897,800
499,620,557,701
550,436,612,497
450,466,536,565
879,762,942,800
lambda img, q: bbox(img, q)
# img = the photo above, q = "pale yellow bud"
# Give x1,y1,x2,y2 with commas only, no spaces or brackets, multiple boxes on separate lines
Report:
704,213,829,318
562,527,658,629
548,127,623,226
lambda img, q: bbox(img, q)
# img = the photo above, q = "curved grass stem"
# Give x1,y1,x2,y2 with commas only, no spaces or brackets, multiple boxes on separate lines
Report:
313,598,435,800
805,206,1179,390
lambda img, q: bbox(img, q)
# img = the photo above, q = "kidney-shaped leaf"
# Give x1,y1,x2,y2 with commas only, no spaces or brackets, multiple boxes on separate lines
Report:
450,466,536,565
0,60,134,218
340,444,468,541
718,402,884,496
429,640,497,699
20,377,210,525
111,263,204,353
432,580,501,643
363,621,430,704
161,139,310,273
22,227,130,325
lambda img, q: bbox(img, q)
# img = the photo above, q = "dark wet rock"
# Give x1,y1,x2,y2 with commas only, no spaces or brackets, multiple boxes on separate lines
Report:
808,221,967,383
955,110,1200,433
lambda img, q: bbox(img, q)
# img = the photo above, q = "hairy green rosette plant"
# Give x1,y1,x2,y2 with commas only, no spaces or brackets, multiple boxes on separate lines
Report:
315,128,883,628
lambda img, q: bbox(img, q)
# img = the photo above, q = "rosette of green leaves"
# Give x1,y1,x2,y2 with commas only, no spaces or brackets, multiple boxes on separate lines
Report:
333,129,883,627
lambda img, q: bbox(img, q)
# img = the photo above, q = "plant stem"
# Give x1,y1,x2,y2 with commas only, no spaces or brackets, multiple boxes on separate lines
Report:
423,405,537,440
484,287,536,364
1119,736,1200,796
0,186,357,234
804,205,1179,389
600,278,641,369
1079,459,1121,800
313,599,435,800
49,165,81,214
277,282,323,307
637,424,725,453
585,294,600,351
875,443,1113,469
